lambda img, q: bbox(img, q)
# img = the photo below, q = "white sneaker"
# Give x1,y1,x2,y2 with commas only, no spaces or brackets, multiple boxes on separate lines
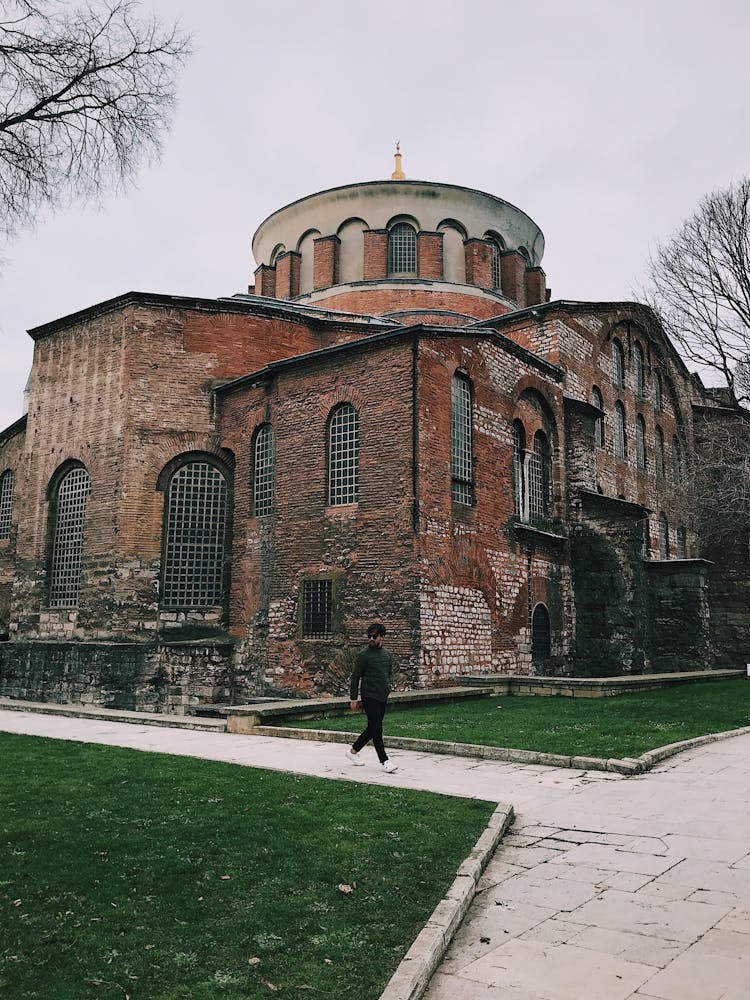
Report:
381,759,398,774
347,750,365,766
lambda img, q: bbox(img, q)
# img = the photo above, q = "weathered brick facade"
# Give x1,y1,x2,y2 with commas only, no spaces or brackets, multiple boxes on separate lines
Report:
0,175,745,711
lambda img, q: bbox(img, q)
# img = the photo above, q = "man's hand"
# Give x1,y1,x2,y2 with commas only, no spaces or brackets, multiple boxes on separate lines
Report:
350,700,359,712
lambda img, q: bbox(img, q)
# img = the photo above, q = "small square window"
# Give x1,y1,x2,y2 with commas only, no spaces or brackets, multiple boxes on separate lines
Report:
302,579,333,638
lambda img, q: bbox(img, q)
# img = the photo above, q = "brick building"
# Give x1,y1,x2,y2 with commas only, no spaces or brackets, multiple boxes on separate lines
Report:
0,164,740,710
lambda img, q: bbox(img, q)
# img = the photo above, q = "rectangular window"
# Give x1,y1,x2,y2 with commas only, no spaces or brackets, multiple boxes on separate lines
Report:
451,375,473,505
302,579,333,638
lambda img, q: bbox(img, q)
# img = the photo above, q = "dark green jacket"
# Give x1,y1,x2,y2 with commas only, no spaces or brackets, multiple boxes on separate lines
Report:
350,646,392,702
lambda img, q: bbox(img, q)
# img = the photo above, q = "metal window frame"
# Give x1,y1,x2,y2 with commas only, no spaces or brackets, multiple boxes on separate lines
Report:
0,469,14,540
253,424,275,517
328,404,359,506
451,374,473,505
161,461,228,609
301,578,333,638
387,223,417,275
49,466,90,608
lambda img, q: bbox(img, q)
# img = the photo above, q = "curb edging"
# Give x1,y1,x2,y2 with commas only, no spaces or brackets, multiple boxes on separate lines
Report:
378,801,514,1000
253,723,750,776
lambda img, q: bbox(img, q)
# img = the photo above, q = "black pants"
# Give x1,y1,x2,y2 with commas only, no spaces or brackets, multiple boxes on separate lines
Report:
352,697,388,763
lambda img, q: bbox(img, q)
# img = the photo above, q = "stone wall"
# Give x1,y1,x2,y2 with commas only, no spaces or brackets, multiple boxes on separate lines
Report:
0,639,238,713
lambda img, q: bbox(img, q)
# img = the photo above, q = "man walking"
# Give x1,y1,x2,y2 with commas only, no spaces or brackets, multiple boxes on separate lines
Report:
347,622,398,773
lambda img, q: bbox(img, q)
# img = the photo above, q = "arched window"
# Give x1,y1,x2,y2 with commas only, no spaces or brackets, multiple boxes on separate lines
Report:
253,424,275,517
652,370,663,411
658,513,670,559
0,469,15,540
612,340,625,389
591,387,605,448
531,604,551,664
654,426,665,480
451,374,473,505
517,246,530,263
162,460,228,608
671,437,683,484
613,402,627,459
677,526,687,558
48,465,91,608
636,415,647,471
387,222,416,275
528,431,551,520
328,404,359,505
512,420,525,516
487,236,504,288
633,343,645,397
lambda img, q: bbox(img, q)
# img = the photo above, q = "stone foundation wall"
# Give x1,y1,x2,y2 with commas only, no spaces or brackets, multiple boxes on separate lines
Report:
0,639,239,713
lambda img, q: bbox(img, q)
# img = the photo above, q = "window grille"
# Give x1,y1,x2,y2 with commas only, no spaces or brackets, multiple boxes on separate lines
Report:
591,387,605,448
528,432,551,520
328,404,359,505
49,466,90,608
653,371,663,411
531,604,551,663
0,469,14,540
512,421,525,516
677,526,687,558
451,375,473,505
302,579,332,637
490,241,502,288
655,426,665,479
659,514,670,559
634,344,645,397
387,223,416,275
636,415,647,470
253,424,275,517
671,437,682,483
612,340,625,389
613,402,626,459
162,462,227,608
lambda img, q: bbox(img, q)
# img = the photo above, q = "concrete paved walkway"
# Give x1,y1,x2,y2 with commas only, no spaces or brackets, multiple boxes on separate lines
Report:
1,709,748,999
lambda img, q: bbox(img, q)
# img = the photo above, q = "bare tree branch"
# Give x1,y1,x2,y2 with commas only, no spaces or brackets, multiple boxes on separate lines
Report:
643,178,750,403
0,0,190,244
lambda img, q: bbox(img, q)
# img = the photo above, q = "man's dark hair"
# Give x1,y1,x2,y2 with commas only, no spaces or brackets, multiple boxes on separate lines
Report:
367,622,386,638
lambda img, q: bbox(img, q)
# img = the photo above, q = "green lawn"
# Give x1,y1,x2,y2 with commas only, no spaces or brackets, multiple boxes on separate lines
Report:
0,734,494,1000
288,679,750,759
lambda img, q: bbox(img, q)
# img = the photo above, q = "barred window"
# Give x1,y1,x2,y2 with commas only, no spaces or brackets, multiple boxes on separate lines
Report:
677,525,687,558
0,469,14,540
531,604,551,664
612,340,625,389
328,404,359,505
655,426,665,479
162,461,227,608
613,402,627,459
591,387,605,448
671,437,683,484
451,374,473,505
512,420,525,516
653,370,663,411
636,415,647,471
489,239,503,288
302,579,332,638
253,424,275,517
387,222,417,275
634,343,645,398
528,431,551,520
659,513,670,559
49,466,90,608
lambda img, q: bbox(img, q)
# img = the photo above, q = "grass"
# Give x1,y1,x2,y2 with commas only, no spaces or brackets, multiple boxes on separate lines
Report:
0,734,494,1000
288,679,750,759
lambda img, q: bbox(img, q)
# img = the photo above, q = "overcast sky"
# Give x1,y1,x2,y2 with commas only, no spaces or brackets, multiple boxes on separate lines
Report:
1,0,748,431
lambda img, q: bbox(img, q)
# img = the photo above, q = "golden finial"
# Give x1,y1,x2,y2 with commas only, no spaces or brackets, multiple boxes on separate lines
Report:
391,141,406,180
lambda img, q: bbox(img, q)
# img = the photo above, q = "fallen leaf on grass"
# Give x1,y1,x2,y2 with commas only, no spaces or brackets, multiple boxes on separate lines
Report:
324,958,333,965
248,957,261,966
219,875,231,880
337,883,353,895
261,981,279,991
12,899,22,907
